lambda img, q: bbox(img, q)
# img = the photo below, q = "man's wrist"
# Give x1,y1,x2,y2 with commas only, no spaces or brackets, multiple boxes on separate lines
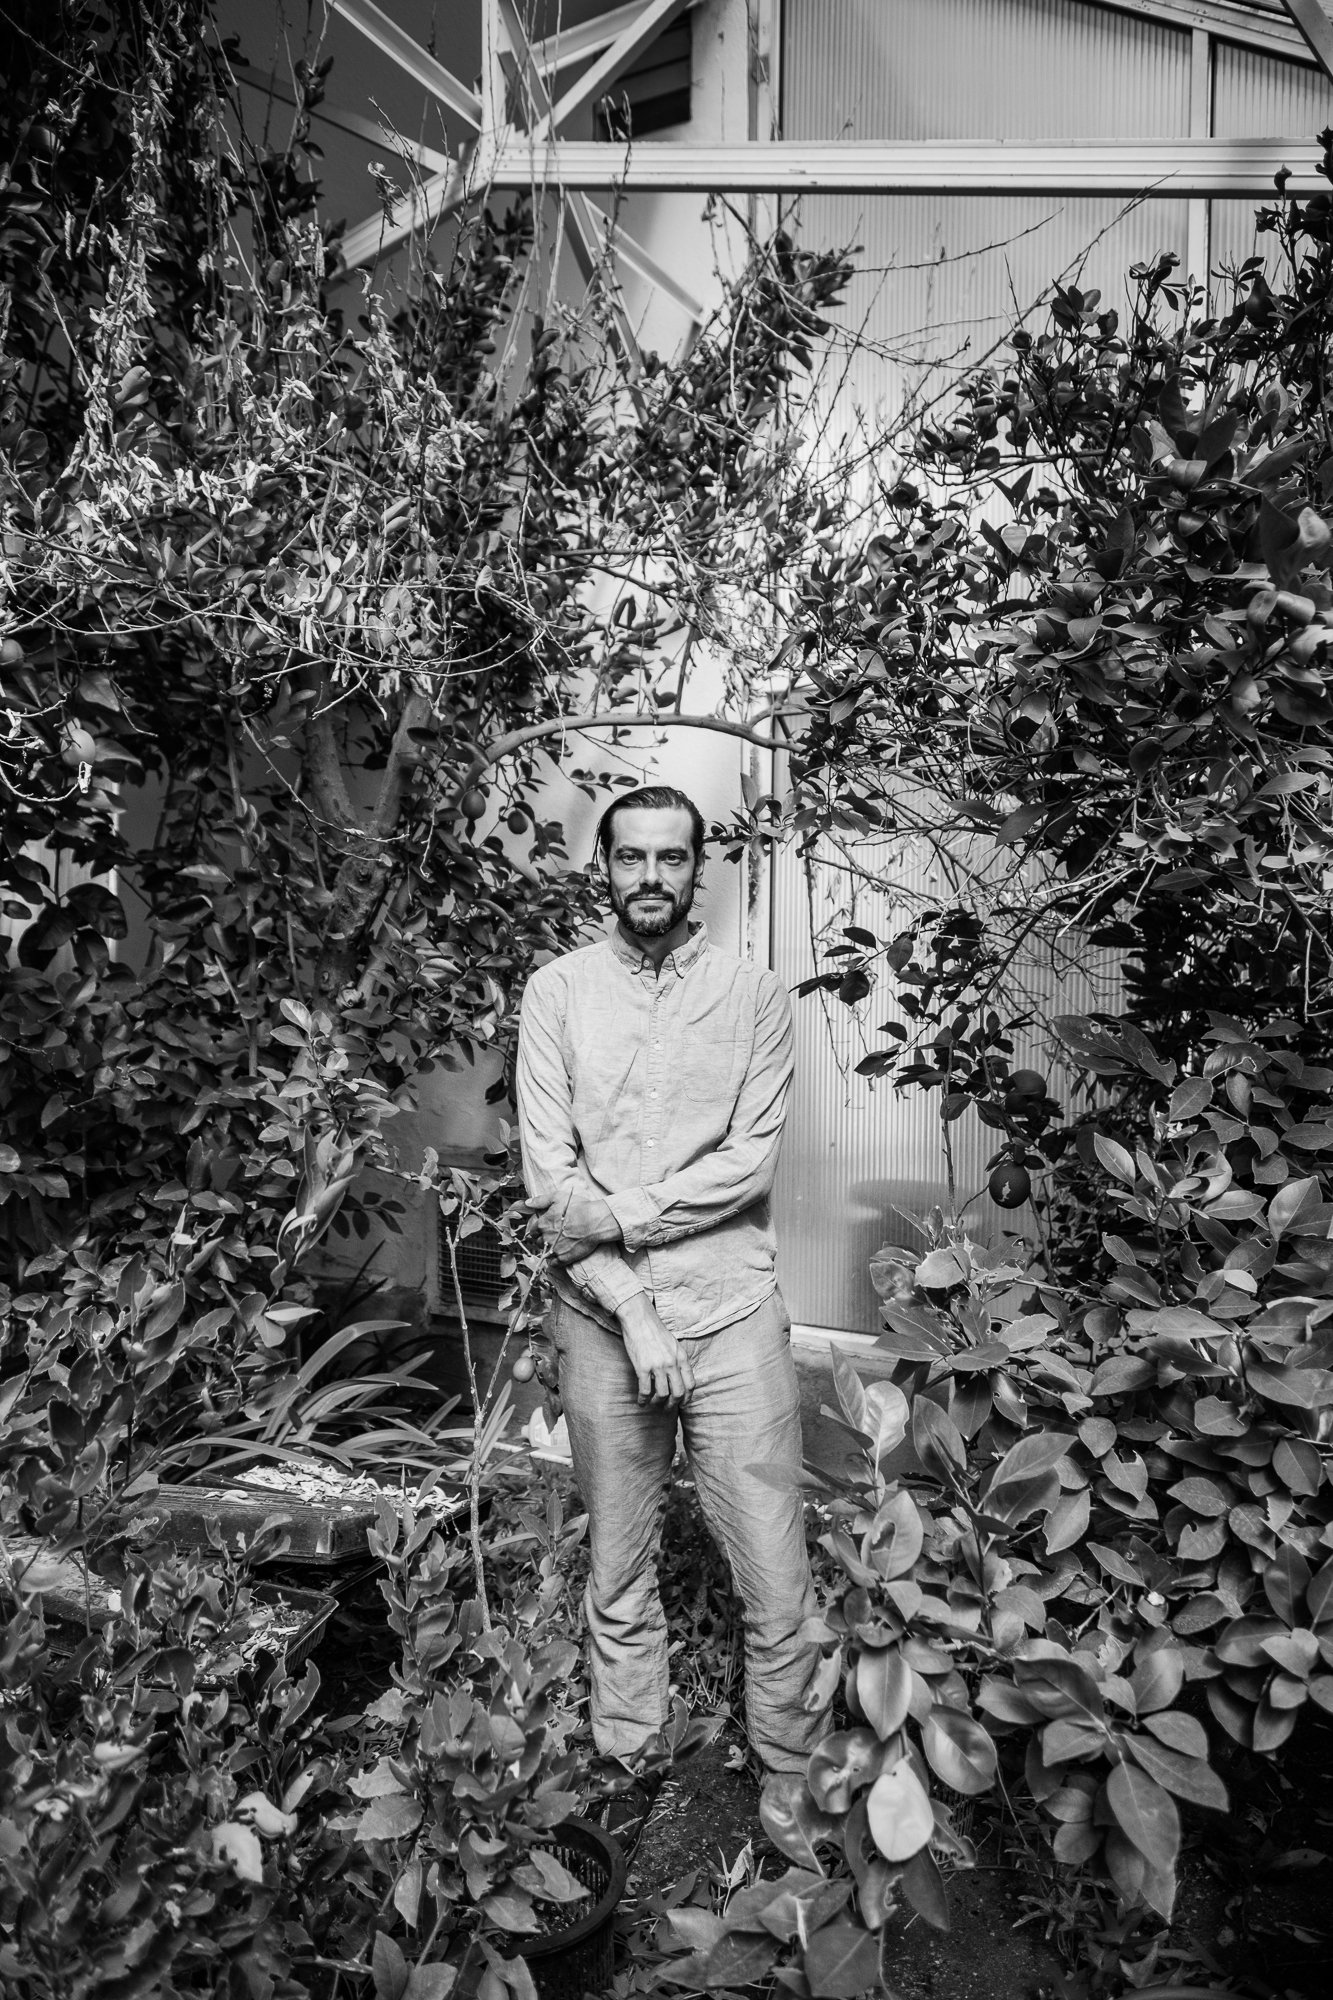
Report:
615,1286,652,1330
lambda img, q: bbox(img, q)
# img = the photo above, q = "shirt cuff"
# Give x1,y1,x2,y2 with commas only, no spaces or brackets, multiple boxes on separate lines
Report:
568,1249,648,1313
604,1184,664,1251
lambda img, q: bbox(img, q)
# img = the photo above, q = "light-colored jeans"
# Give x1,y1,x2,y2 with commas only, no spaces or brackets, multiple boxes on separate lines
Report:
549,1288,828,1774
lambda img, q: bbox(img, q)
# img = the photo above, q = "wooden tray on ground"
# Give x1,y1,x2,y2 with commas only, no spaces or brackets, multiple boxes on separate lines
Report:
2,1536,335,1674
117,1467,468,1567
121,1478,380,1565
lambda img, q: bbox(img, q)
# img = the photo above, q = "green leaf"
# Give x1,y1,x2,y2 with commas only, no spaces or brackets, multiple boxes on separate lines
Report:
900,1846,950,1931
1264,1546,1312,1624
1106,1762,1180,1875
988,1431,1073,1488
862,1379,910,1461
211,1821,264,1882
405,1969,457,2000
801,1917,882,1999
481,1890,538,1933
865,1757,934,1861
1124,1733,1227,1811
759,1773,838,1871
703,1931,779,1988
1128,1646,1183,1715
1267,1175,1320,1240
1144,1709,1208,1758
856,1645,911,1740
357,1794,424,1843
830,1349,868,1436
1167,1077,1212,1121
806,1730,884,1814
915,1247,967,1289
373,1933,410,2000
922,1709,997,1795
868,1489,923,1578
911,1396,966,1484
1093,1133,1137,1184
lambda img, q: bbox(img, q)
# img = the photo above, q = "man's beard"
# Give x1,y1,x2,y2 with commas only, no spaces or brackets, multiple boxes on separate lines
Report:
610,877,695,938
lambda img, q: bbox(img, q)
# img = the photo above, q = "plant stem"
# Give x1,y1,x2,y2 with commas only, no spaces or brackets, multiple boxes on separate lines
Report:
445,1223,491,1629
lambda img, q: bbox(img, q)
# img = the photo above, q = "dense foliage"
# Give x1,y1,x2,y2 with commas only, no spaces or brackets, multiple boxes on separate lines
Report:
686,127,1333,1997
6,3,1333,1997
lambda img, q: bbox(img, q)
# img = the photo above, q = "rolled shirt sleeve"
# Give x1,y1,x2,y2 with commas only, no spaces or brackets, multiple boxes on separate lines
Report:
603,971,794,1252
516,968,647,1317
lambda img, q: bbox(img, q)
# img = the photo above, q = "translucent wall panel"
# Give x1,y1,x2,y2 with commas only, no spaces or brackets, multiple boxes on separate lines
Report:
769,823,1115,1334
1211,37,1333,289
781,0,1193,427
783,0,1191,143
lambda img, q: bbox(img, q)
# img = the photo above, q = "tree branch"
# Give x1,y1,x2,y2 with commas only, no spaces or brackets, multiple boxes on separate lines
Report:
468,706,802,787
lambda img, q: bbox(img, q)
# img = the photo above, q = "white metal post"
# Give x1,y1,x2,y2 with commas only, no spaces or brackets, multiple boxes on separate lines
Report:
1187,27,1212,306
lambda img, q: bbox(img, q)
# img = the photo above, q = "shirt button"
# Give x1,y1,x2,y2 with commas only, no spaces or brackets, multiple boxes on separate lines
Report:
646,1139,656,1148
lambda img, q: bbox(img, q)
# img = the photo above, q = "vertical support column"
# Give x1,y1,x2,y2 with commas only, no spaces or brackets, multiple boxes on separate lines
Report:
479,0,505,173
1187,27,1212,306
748,1,781,248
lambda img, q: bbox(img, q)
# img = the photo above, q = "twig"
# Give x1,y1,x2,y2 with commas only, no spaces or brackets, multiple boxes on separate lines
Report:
444,1223,491,1629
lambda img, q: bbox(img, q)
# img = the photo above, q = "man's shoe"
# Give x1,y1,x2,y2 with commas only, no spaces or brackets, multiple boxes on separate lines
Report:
598,1772,665,1858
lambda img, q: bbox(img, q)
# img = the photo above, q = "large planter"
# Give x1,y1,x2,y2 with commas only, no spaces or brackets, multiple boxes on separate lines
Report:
516,1819,627,2000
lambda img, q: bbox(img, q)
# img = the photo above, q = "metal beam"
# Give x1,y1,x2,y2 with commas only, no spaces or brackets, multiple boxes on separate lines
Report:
1105,0,1310,60
583,199,705,320
530,1,691,76
495,0,644,375
1282,0,1333,77
329,0,482,130
483,136,1332,196
546,0,695,136
232,59,452,172
338,165,457,270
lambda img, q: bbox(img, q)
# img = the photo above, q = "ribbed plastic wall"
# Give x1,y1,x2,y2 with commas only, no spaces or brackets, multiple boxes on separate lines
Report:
772,0,1185,1329
782,0,1193,430
784,0,1191,142
769,1,1333,1331
1211,39,1333,286
770,815,1114,1334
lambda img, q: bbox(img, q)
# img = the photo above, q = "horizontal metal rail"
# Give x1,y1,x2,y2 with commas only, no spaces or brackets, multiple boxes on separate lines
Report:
483,136,1332,197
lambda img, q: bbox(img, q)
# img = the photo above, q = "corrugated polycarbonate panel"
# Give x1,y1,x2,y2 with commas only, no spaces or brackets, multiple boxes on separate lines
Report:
783,0,1191,142
781,0,1194,430
1210,39,1333,284
789,188,1192,431
770,817,1115,1336
770,1,1162,1328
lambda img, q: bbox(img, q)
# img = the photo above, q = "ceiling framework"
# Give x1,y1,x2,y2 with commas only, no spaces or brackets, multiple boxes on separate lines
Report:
330,0,1333,291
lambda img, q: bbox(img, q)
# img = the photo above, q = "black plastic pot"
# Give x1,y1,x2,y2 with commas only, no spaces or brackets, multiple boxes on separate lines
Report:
516,1819,627,2000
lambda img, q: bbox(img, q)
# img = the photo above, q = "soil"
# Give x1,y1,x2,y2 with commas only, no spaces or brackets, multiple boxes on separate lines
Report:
629,1740,1066,2000
625,1728,1333,2000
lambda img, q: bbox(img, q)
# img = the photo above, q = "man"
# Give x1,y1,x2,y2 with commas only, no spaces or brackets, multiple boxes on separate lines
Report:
516,783,826,1775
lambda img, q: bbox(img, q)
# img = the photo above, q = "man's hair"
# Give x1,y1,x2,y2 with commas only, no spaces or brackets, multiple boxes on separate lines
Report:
595,785,706,866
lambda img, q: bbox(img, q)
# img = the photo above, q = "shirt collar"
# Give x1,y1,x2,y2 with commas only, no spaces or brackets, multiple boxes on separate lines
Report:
610,919,709,978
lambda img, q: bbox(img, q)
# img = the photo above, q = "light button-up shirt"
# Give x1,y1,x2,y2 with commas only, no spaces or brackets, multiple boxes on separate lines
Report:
516,922,794,1336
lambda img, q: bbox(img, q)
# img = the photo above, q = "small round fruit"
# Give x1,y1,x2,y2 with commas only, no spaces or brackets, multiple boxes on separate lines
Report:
0,637,24,667
506,809,526,834
460,786,487,822
989,1161,1031,1209
511,1352,536,1384
60,724,97,767
1008,1068,1046,1099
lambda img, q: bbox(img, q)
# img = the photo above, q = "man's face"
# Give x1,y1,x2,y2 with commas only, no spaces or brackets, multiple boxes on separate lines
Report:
605,807,702,938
